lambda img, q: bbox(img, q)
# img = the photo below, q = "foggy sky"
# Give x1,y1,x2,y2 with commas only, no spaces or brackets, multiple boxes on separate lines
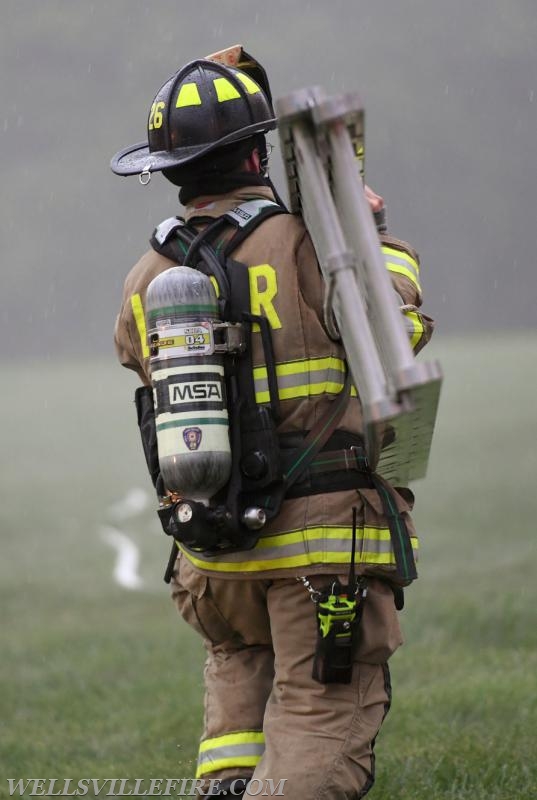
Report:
2,0,536,359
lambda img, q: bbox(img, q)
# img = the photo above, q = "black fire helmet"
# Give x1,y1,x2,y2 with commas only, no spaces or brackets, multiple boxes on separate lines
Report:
111,59,276,178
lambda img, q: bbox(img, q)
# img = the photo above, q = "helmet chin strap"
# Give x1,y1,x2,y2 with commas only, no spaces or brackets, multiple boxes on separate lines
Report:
236,149,289,212
257,136,269,176
255,135,288,210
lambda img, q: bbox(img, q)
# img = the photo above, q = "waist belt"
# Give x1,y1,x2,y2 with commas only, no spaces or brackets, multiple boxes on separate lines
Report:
309,446,370,475
286,446,374,498
280,429,370,499
280,431,417,584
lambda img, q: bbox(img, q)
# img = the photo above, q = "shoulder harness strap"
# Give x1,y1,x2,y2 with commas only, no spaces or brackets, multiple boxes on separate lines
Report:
150,198,285,264
150,215,193,264
221,198,285,256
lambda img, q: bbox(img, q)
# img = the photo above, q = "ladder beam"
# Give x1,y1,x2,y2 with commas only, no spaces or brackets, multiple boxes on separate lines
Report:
276,87,443,482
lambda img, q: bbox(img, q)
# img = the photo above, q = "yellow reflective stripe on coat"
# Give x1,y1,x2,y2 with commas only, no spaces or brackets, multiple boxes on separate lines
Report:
253,356,358,403
179,526,419,574
196,731,265,777
130,293,149,359
403,309,426,351
382,245,421,293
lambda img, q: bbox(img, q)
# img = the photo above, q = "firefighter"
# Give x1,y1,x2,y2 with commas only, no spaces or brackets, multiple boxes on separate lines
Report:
112,53,433,799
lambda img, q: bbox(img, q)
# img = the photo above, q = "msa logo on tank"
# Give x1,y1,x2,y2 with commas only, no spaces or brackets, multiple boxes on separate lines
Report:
169,378,224,405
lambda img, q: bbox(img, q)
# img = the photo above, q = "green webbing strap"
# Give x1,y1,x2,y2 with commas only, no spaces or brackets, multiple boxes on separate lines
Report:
255,371,352,518
308,448,369,475
369,473,417,583
283,370,353,489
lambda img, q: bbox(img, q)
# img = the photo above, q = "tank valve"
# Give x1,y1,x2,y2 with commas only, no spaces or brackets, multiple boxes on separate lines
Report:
241,507,267,530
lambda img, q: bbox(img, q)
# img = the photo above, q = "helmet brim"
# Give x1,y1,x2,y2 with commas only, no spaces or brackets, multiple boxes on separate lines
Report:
110,118,277,176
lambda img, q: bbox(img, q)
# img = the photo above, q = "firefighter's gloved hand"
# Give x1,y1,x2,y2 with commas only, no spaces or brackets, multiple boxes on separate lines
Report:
364,184,387,232
364,184,384,213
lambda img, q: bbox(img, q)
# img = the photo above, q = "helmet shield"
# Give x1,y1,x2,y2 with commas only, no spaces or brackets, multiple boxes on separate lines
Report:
111,59,276,176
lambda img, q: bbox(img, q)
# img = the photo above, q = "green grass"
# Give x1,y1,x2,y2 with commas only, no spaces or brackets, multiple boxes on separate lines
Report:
1,334,536,799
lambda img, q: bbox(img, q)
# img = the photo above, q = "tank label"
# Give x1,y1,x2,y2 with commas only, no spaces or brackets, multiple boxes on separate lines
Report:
151,322,214,357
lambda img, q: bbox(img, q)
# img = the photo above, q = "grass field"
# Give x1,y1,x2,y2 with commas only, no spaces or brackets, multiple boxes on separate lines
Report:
1,334,536,799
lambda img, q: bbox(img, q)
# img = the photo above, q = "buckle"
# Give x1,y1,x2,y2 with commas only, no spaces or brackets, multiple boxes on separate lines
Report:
350,444,369,471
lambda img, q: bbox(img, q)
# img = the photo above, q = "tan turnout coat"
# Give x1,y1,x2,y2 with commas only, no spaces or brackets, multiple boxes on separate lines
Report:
115,186,432,580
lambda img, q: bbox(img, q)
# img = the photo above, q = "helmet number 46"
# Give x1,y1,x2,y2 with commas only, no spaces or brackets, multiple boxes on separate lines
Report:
148,101,165,130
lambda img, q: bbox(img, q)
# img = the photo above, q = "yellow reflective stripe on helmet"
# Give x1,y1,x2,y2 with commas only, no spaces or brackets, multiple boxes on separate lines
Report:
382,246,422,293
176,82,202,108
214,77,241,102
130,293,149,360
179,526,419,573
403,309,425,350
236,72,261,94
253,356,358,403
197,731,265,778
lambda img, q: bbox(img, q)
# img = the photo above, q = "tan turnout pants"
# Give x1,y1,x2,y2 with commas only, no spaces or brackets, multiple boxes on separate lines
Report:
172,554,403,799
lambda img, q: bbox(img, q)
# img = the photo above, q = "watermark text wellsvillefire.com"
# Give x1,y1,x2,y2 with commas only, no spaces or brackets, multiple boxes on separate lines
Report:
7,778,287,797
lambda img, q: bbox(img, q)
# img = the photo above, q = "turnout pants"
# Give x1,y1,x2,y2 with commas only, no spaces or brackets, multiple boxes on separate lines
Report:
171,554,402,799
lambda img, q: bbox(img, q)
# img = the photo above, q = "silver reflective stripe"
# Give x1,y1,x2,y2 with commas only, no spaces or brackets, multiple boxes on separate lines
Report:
225,199,278,228
383,248,421,289
382,249,420,275
182,533,413,565
198,742,265,767
254,365,345,397
402,310,425,350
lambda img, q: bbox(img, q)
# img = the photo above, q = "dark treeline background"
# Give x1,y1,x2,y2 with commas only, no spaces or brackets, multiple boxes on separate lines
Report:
2,0,536,360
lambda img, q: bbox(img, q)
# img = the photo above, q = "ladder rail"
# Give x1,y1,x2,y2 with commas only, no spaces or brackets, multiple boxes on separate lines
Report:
326,119,422,390
290,121,396,420
276,87,443,483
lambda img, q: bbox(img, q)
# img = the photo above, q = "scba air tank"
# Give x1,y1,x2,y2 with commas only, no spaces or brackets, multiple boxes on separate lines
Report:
145,266,231,498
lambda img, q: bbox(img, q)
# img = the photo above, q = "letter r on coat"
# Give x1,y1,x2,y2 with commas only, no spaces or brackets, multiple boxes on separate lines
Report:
248,264,282,330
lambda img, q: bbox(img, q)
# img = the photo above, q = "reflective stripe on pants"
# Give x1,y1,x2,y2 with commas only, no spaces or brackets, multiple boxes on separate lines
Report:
197,731,265,778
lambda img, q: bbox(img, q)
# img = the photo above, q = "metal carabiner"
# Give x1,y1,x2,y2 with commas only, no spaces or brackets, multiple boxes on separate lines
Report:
139,164,152,185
